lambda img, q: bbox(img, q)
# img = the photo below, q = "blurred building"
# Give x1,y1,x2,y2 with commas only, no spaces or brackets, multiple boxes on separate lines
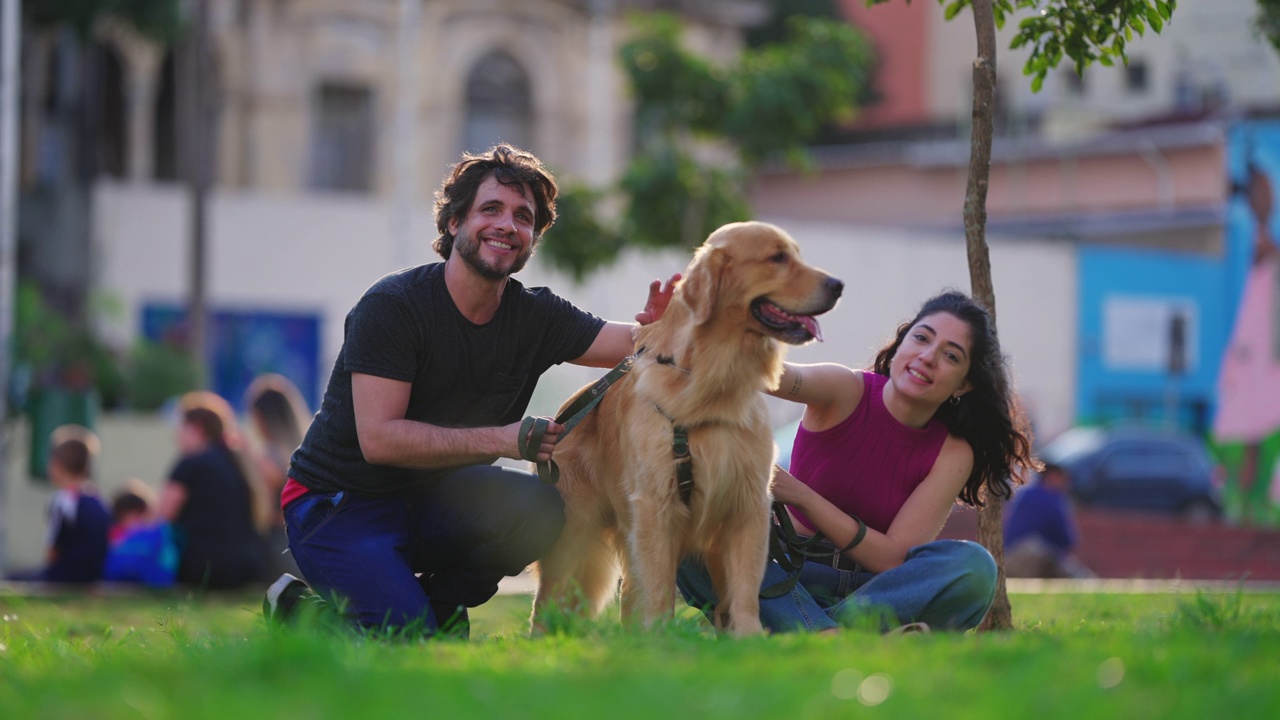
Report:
750,0,1280,437
16,0,763,411
14,0,1280,431
12,0,1280,566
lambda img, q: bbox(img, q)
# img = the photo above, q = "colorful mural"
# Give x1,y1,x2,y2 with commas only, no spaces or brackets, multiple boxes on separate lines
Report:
142,304,321,415
1071,120,1280,526
1215,121,1280,525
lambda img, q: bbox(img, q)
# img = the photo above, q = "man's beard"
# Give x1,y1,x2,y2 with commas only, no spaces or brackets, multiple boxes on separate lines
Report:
455,227,533,281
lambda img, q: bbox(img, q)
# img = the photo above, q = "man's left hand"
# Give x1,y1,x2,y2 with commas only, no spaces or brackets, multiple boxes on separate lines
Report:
635,274,681,325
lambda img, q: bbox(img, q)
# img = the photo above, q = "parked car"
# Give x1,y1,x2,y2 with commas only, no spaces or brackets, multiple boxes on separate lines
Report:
1040,426,1223,521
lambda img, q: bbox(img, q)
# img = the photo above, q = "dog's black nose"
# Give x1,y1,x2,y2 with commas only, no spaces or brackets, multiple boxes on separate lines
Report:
826,277,844,299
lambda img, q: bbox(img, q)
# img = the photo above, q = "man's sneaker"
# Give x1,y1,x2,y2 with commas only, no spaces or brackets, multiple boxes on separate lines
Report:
432,602,470,640
887,621,931,636
263,573,310,625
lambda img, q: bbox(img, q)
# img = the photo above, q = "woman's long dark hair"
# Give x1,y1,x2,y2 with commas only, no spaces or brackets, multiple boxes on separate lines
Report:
872,290,1036,507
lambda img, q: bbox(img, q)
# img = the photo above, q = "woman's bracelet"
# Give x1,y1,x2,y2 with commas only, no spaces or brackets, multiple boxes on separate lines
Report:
838,514,867,552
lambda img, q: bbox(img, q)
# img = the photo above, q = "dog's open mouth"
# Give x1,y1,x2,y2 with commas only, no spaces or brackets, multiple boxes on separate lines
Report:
751,298,824,344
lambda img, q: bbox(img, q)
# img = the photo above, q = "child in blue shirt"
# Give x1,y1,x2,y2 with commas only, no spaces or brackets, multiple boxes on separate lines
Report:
12,426,112,583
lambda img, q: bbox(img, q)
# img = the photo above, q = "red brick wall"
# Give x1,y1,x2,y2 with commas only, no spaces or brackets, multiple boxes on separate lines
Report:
939,506,1280,581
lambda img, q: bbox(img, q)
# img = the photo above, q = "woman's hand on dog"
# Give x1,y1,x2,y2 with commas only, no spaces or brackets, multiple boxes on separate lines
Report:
634,274,681,325
770,466,815,508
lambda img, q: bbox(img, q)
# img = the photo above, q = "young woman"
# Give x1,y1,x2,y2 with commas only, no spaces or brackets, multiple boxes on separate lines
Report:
158,392,269,589
678,290,1036,632
244,373,311,577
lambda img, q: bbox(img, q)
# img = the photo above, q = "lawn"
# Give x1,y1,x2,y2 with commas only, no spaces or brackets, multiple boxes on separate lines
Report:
1,587,1277,719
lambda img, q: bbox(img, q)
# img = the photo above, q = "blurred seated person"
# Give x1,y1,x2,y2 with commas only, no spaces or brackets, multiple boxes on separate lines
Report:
1004,462,1095,579
243,373,310,578
8,425,112,583
104,479,178,587
158,392,269,589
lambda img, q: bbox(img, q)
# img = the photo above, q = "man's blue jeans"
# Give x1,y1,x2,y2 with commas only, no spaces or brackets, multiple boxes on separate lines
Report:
677,539,996,632
284,464,564,633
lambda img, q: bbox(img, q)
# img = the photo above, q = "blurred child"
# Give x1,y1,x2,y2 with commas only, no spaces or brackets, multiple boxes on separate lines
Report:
103,479,178,587
1004,463,1095,579
10,425,112,583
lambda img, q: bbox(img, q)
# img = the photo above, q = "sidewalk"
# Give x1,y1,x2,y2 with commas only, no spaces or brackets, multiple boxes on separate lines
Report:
1004,577,1280,593
4,573,1275,601
494,572,1280,597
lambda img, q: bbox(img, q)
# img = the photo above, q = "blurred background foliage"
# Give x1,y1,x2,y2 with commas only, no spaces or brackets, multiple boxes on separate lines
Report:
542,4,874,280
12,281,200,414
25,0,184,42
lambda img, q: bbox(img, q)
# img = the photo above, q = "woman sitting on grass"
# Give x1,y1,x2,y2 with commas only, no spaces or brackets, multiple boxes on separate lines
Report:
159,393,269,590
678,290,1036,633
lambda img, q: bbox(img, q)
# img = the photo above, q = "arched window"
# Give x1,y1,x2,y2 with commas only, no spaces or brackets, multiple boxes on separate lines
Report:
153,50,177,181
309,82,375,192
92,42,127,178
153,45,222,184
462,51,531,154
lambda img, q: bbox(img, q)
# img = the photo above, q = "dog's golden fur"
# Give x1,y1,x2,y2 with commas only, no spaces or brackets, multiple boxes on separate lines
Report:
532,221,842,635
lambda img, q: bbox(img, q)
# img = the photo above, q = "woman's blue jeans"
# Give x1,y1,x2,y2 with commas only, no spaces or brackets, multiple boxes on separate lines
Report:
284,464,564,633
677,539,997,632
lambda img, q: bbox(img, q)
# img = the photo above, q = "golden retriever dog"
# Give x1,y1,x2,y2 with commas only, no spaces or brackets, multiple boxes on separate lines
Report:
532,221,842,635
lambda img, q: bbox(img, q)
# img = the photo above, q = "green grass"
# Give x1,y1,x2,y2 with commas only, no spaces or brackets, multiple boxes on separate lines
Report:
1,589,1277,719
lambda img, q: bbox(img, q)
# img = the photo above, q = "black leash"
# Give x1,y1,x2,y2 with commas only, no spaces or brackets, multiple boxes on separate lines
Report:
517,355,635,484
761,501,867,598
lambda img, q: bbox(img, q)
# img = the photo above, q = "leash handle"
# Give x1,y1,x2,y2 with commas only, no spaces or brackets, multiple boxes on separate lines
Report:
526,355,636,485
761,502,864,598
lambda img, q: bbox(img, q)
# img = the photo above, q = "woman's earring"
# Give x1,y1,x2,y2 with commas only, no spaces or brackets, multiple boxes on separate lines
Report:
949,394,961,406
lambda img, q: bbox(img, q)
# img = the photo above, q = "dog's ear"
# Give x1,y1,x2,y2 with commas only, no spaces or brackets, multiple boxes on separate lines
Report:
681,245,728,325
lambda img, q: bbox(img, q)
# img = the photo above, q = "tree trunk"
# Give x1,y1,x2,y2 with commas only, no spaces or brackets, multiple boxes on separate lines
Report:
964,0,1012,632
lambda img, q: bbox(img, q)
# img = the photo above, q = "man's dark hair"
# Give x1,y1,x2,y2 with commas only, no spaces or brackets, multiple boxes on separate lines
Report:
432,143,559,260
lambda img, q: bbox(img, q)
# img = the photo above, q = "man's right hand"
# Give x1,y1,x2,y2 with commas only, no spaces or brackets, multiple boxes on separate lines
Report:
513,417,564,462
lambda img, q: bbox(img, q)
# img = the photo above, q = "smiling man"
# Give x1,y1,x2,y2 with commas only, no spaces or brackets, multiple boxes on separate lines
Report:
266,144,675,637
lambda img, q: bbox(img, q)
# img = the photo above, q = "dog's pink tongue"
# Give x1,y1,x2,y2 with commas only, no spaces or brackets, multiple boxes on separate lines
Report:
800,315,823,342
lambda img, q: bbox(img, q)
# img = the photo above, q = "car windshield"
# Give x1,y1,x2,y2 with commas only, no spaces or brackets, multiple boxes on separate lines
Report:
1041,427,1106,464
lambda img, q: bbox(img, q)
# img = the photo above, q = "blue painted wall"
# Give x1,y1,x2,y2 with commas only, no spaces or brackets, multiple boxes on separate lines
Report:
1076,246,1228,433
1075,120,1280,435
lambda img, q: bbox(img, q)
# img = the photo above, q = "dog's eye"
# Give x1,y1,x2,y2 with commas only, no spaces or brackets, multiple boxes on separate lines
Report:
768,252,789,264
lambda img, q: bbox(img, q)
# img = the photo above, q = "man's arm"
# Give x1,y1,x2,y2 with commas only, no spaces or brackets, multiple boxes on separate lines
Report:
571,275,680,368
571,321,639,369
351,373,561,467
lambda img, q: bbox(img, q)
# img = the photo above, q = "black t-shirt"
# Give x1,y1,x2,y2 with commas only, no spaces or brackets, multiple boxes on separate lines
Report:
170,446,266,588
289,263,606,497
46,492,111,582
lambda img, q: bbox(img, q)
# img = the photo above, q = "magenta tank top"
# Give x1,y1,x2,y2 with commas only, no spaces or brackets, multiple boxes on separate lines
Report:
789,372,949,534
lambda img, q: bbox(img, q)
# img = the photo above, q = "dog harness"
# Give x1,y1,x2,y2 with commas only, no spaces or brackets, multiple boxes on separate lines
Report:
518,355,635,485
519,347,698,506
651,402,695,505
